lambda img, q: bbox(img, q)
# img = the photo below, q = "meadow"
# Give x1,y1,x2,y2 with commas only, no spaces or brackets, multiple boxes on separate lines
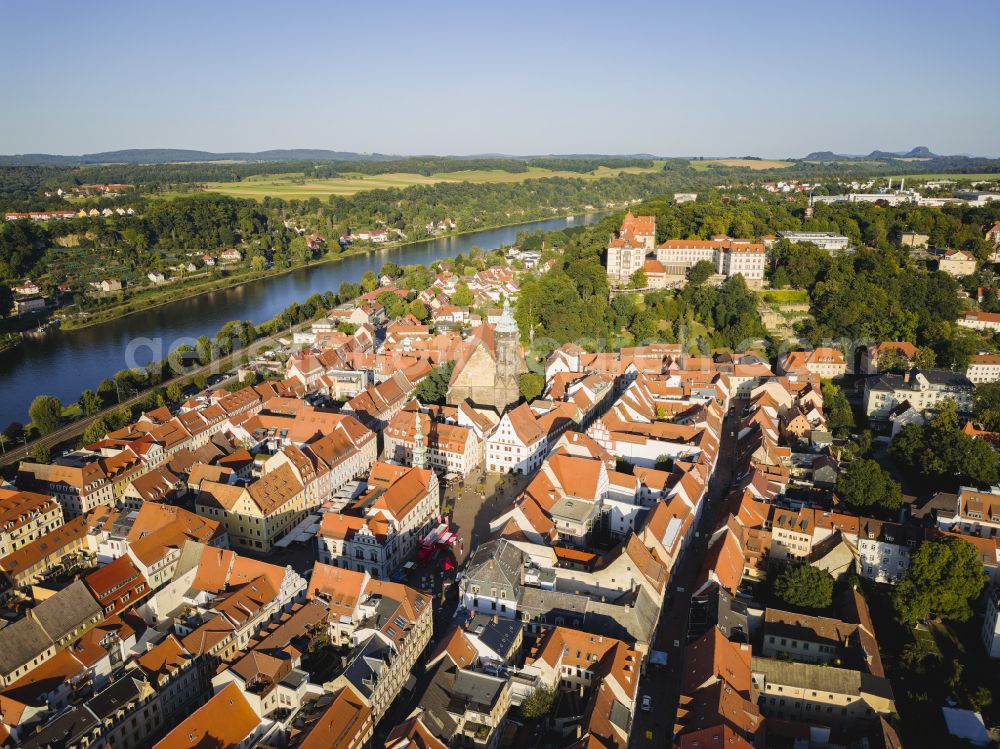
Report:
902,172,1000,182
689,158,793,171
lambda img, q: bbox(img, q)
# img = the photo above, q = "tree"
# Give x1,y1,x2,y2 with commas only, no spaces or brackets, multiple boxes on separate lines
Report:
409,299,429,323
97,378,116,403
630,308,657,342
81,417,110,446
250,255,266,272
820,380,854,436
0,285,12,319
835,458,903,512
519,373,544,403
451,283,474,307
30,443,51,463
166,382,184,403
913,345,937,370
891,401,999,488
973,381,1000,430
106,404,133,431
361,271,378,292
413,362,455,405
196,335,213,366
29,395,63,436
774,563,834,610
687,260,716,286
877,348,907,374
78,389,103,416
376,290,406,320
900,638,940,676
521,686,555,719
892,536,986,625
628,268,647,289
4,422,25,445
771,266,791,289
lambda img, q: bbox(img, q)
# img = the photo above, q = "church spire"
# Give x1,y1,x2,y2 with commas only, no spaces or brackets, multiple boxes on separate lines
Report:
496,298,518,335
412,412,427,470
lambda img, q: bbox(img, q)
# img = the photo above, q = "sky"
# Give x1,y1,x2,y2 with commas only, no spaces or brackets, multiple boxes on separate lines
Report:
3,0,998,158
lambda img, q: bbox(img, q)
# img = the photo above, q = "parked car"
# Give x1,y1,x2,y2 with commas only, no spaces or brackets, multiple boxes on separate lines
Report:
641,695,652,712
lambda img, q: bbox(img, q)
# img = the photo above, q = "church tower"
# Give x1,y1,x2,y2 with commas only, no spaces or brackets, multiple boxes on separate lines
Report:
493,299,522,411
411,412,427,470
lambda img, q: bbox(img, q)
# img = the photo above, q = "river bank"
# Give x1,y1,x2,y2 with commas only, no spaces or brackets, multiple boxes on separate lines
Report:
57,209,611,331
0,212,609,426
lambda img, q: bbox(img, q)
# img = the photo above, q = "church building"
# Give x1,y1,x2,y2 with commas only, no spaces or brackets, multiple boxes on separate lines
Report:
446,300,525,412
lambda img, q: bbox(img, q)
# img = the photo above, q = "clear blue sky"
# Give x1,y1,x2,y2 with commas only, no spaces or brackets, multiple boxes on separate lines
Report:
3,0,997,158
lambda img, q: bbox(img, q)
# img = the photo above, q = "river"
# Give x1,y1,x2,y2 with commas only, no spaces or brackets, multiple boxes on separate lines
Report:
0,213,606,426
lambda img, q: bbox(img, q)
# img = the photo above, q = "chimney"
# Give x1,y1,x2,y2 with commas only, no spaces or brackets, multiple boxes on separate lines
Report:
489,558,494,569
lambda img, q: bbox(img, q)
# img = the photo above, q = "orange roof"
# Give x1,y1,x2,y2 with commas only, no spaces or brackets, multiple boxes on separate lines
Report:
680,627,752,696
386,716,448,749
505,402,545,445
620,212,656,236
426,625,479,669
229,555,287,590
643,258,666,274
528,626,641,701
153,682,260,749
658,238,765,254
0,514,90,577
872,341,918,358
307,561,368,616
365,464,434,522
297,684,372,749
0,489,58,531
134,635,191,686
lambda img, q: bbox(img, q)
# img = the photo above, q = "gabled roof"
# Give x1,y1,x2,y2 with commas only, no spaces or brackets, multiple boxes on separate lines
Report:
425,625,479,669
153,682,260,749
680,627,752,696
295,684,372,749
503,402,545,445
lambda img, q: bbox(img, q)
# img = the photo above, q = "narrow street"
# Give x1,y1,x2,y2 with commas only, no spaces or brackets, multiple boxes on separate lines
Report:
629,412,738,747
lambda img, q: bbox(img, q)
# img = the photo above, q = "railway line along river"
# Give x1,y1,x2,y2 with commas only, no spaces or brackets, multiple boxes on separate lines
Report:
0,213,606,426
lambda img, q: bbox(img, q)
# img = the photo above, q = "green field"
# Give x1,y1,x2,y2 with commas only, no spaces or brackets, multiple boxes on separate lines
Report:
761,289,810,304
902,173,1000,182
187,163,665,200
690,158,793,171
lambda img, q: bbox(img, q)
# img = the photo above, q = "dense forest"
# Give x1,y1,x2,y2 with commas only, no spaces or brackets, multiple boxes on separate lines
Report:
0,195,280,281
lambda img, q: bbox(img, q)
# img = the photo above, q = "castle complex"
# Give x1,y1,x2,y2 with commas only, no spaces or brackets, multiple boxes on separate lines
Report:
606,212,767,289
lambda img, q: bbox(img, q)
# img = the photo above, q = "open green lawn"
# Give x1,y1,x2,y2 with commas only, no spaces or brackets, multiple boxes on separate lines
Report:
175,162,665,201
690,158,793,171
761,289,810,304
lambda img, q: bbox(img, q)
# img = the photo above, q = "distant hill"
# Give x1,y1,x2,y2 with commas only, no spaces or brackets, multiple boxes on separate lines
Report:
802,146,938,161
0,149,403,166
0,149,669,167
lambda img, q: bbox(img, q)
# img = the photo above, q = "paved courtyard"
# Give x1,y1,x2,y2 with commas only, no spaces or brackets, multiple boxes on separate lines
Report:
445,467,534,564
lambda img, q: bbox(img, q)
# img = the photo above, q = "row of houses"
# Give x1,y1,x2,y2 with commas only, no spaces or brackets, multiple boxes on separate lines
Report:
4,207,136,221
0,481,436,749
